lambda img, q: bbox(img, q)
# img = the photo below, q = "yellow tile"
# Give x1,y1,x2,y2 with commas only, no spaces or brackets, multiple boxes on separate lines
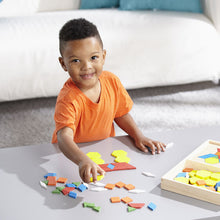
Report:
174,177,189,184
189,170,197,177
196,170,212,179
111,150,127,157
90,175,104,182
87,152,101,159
210,173,220,181
205,157,219,164
114,156,130,163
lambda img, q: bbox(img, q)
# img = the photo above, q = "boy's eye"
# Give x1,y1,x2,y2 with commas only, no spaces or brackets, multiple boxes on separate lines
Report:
72,59,80,63
91,56,98,60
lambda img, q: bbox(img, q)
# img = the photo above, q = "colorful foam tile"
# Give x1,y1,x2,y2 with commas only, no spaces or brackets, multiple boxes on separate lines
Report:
62,187,75,195
111,150,127,157
52,189,61,194
174,177,189,184
205,157,219,164
114,156,130,163
83,202,95,208
142,171,156,177
124,184,135,190
182,168,194,172
196,179,206,186
92,158,105,165
215,182,220,191
44,173,56,179
93,206,101,212
86,152,101,159
128,203,145,209
121,196,133,204
148,202,157,211
39,181,47,189
72,182,81,187
205,179,217,186
110,197,121,203
66,183,77,188
90,175,104,182
115,181,126,188
68,191,77,199
47,176,57,186
206,186,216,191
129,189,146,194
127,206,136,212
90,187,108,192
57,177,68,184
198,154,217,159
189,170,197,177
56,186,65,191
196,170,212,179
211,173,220,181
78,184,87,192
105,183,115,190
176,172,187,178
189,176,201,185
107,163,115,169
99,162,136,172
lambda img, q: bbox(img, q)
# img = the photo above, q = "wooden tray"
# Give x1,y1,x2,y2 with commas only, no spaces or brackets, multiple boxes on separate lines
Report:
161,140,220,205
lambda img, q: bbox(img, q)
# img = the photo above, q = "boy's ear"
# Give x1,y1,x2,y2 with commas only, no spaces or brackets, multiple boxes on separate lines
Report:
58,57,68,72
102,49,106,64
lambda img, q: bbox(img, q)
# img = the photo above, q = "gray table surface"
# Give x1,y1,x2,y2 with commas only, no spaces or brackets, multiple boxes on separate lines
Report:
1,126,220,220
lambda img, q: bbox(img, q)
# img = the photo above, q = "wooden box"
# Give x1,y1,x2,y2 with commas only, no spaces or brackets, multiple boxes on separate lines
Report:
161,140,220,205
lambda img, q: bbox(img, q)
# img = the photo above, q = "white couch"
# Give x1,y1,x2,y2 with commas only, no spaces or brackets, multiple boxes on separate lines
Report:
0,0,220,102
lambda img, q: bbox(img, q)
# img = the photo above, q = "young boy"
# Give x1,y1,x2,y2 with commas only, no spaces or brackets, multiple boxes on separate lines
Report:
52,18,166,183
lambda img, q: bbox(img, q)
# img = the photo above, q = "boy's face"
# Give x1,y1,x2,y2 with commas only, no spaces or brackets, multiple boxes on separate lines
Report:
59,37,106,92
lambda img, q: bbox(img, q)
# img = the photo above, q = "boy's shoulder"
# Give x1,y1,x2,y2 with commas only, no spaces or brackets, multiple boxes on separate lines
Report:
57,78,81,103
101,70,121,84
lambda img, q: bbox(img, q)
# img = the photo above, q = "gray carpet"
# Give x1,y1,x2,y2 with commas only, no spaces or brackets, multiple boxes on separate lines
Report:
0,81,219,148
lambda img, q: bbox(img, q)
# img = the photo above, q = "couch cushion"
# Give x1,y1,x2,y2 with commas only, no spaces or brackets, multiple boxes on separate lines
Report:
0,0,38,17
120,0,203,13
80,0,119,9
37,0,80,12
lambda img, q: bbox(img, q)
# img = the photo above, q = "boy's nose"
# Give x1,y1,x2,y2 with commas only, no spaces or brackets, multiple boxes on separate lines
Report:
82,61,92,70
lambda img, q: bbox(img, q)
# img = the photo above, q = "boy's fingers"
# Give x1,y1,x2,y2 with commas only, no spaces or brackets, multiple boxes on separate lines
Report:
91,167,97,183
83,167,91,183
137,143,148,153
97,166,105,176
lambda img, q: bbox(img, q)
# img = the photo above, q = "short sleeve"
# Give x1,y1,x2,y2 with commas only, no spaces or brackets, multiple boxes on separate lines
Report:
114,77,133,118
52,99,78,143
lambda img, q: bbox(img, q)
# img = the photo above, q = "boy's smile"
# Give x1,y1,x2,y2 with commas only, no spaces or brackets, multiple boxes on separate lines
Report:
59,37,106,93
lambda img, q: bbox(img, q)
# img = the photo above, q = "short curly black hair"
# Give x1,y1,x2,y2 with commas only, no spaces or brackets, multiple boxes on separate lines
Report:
59,18,103,55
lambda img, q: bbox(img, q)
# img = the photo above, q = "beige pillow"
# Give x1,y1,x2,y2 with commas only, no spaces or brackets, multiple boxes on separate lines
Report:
37,0,81,12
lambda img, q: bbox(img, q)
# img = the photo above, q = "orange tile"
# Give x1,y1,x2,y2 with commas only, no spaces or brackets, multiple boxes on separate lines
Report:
57,177,68,184
206,186,216,191
47,176,56,186
105,183,115,190
124,184,135,190
110,197,121,203
115,181,126,188
196,179,206,186
182,168,194,172
121,196,133,204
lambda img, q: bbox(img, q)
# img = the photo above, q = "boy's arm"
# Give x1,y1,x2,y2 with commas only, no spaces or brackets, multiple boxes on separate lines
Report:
114,113,166,154
57,127,105,183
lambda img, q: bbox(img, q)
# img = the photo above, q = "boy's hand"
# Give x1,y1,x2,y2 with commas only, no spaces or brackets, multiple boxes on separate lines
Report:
134,135,166,155
78,157,105,183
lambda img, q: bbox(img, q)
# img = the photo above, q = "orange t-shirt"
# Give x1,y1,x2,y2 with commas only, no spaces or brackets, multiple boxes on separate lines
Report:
52,71,133,143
